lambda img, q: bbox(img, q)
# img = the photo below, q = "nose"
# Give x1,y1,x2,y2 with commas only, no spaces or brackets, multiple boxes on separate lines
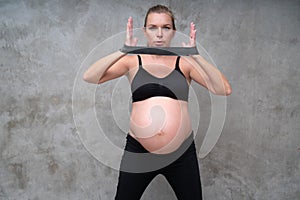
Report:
156,27,163,38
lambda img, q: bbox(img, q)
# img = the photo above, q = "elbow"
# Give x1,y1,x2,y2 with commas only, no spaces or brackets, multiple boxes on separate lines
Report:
220,85,232,96
82,72,91,83
221,81,232,96
82,72,98,84
211,85,232,96
225,87,232,96
225,82,232,96
82,73,89,82
212,90,231,96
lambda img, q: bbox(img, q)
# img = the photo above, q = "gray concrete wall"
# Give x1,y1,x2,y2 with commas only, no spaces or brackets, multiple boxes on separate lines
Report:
0,0,299,199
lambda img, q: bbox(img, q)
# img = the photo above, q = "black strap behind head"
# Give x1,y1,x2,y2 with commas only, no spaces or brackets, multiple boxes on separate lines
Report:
120,45,199,56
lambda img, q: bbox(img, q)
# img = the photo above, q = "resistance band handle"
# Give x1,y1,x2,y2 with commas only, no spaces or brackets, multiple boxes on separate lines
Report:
119,45,199,56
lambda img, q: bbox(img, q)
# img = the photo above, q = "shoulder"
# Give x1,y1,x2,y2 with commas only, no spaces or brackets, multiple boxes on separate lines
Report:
179,55,193,66
178,56,194,81
120,54,139,69
179,56,195,72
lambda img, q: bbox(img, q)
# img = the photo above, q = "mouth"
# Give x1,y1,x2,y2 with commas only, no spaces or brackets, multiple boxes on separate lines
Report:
154,41,165,46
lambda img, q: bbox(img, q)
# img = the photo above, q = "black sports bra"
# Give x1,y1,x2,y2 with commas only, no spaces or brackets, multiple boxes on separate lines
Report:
131,55,189,102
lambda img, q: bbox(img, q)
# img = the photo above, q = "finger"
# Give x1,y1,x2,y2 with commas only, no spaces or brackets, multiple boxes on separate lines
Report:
127,17,132,28
190,22,194,36
126,17,131,39
126,17,133,43
190,22,197,46
190,22,196,37
133,38,138,46
190,29,196,40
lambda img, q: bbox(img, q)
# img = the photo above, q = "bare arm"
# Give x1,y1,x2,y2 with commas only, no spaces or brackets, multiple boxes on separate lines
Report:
184,22,232,96
83,51,127,84
83,17,138,84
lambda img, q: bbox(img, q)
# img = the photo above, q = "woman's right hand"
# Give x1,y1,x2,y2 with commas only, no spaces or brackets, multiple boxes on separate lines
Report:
125,17,138,46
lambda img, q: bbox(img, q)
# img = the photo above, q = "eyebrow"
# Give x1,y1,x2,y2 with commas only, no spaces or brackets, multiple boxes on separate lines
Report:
147,24,172,27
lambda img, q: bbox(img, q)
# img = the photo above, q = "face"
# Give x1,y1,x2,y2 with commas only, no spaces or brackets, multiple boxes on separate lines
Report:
144,13,175,47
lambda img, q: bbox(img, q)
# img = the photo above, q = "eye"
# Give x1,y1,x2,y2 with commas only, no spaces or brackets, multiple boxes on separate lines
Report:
147,26,158,31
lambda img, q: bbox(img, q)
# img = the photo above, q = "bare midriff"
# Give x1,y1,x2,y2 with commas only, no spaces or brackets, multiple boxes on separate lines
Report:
129,97,192,154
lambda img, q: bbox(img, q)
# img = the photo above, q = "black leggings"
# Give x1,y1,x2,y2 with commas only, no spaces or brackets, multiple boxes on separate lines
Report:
115,133,202,200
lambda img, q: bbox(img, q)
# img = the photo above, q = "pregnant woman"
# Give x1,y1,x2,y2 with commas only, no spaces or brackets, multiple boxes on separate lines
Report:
83,4,231,200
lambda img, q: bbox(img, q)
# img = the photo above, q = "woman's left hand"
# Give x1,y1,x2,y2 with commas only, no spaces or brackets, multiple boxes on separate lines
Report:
182,22,197,47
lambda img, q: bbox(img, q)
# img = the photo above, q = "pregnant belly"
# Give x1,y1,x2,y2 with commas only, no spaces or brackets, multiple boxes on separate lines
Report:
129,97,192,154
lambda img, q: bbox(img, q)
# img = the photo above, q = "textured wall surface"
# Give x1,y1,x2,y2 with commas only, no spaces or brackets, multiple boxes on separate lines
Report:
0,0,299,199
